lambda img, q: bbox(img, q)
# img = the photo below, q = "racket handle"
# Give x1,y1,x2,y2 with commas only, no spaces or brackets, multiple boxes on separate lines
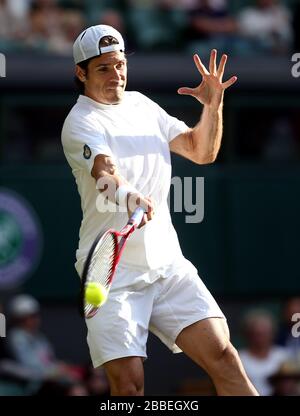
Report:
128,207,145,227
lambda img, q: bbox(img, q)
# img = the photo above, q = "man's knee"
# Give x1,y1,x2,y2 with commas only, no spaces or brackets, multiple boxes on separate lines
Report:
207,342,244,376
114,380,144,396
218,342,239,365
110,374,144,396
104,358,144,396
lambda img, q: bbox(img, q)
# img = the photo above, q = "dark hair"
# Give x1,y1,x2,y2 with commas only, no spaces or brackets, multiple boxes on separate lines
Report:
99,35,120,48
74,35,122,95
74,58,92,94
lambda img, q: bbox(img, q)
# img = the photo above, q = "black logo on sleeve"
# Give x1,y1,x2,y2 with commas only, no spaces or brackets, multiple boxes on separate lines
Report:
83,144,91,159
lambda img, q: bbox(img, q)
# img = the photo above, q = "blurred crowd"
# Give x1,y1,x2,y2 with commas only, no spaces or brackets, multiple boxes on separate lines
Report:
1,293,300,396
0,294,110,396
0,0,299,56
238,300,300,396
176,297,300,396
2,0,300,164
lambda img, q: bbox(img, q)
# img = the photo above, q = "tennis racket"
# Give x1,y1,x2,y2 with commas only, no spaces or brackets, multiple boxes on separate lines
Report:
80,207,145,319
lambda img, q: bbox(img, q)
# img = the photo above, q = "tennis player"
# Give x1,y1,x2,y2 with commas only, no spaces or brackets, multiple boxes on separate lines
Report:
61,25,258,396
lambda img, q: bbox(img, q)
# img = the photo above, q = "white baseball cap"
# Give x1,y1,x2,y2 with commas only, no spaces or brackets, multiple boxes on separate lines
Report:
73,25,125,65
9,294,40,318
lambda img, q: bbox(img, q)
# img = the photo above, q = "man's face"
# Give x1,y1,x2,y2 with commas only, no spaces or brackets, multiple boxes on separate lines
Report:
77,51,127,104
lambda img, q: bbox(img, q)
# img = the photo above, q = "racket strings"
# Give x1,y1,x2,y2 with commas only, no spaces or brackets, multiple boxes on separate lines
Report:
84,232,117,317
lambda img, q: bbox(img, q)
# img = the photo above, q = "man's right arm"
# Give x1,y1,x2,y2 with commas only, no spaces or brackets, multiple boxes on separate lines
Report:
91,154,154,227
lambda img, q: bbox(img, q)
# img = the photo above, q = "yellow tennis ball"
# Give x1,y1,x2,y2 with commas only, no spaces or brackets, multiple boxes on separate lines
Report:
85,282,108,307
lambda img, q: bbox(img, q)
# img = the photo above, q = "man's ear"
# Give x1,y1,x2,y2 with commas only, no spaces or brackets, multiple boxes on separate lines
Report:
75,65,86,82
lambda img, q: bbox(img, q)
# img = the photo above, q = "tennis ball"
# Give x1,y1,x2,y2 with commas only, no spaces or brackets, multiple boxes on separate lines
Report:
85,282,108,307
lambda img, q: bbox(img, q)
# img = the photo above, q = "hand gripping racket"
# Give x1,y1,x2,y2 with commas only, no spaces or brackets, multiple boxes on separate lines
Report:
80,207,145,319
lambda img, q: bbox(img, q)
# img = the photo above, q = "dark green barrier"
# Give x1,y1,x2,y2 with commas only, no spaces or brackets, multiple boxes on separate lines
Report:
0,164,81,300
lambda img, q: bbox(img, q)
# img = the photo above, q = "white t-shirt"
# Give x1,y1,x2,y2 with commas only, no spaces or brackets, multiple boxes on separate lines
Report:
238,5,292,44
61,92,189,277
239,347,288,396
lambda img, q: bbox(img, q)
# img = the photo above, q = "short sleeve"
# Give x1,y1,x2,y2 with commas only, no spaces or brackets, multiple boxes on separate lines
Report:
162,111,190,143
139,93,189,143
61,112,114,173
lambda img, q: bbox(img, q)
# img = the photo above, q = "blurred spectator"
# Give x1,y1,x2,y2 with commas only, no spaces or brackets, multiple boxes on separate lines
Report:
268,360,300,396
237,0,292,55
25,0,66,52
0,0,14,40
182,0,237,55
48,9,86,55
3,0,89,53
0,0,87,53
4,294,82,394
162,0,226,10
99,8,125,33
127,0,183,50
277,297,300,362
83,366,110,397
98,9,136,52
238,309,289,395
7,0,32,19
0,0,29,44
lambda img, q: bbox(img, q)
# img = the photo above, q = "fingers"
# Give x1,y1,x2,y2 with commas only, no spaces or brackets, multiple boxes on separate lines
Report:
222,76,238,89
193,54,209,76
127,193,155,228
209,49,217,75
178,52,237,102
144,196,155,221
138,197,155,228
178,53,209,97
177,87,196,96
217,54,227,81
195,51,231,81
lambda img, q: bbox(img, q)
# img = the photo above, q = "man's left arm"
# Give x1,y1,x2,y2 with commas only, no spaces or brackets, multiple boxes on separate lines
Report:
169,50,237,164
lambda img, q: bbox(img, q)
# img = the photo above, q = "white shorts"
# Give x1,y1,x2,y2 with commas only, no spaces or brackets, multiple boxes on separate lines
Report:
80,258,225,368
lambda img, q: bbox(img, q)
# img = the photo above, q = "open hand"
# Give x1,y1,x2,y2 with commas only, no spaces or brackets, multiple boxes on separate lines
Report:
178,50,237,110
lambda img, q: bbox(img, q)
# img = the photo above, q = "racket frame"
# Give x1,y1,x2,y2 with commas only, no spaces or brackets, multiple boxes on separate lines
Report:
80,207,145,319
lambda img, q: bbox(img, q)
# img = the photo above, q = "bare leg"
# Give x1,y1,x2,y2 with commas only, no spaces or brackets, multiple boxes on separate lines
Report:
176,318,259,396
103,356,144,396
